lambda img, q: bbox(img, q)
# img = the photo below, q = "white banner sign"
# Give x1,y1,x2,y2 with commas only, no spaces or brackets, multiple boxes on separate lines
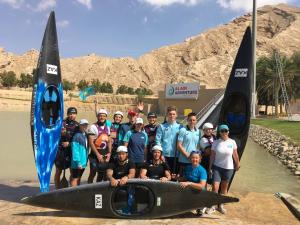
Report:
165,83,199,99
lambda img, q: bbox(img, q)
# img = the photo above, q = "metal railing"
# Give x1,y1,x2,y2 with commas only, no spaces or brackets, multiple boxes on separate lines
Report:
181,90,225,125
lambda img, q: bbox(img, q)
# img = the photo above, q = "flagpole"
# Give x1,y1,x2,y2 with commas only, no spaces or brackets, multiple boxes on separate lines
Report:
251,0,257,118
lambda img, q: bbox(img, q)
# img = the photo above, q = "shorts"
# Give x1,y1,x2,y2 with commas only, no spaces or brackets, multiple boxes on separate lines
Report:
71,168,85,178
55,147,71,169
178,162,190,176
212,165,234,183
165,157,179,174
89,155,109,172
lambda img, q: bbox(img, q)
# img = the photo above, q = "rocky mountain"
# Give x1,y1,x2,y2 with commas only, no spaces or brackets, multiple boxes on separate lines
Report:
1,4,300,90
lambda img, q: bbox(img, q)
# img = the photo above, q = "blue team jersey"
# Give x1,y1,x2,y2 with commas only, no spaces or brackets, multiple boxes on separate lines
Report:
123,130,148,163
155,121,183,157
184,164,207,183
178,126,201,163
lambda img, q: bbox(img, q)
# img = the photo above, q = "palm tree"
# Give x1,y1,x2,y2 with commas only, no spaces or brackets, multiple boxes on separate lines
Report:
256,50,297,117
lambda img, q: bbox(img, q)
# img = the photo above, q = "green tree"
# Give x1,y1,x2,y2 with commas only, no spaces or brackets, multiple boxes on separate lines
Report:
18,73,33,89
63,79,75,94
116,85,128,94
0,71,17,88
77,79,89,91
101,82,113,93
127,87,135,95
91,79,101,93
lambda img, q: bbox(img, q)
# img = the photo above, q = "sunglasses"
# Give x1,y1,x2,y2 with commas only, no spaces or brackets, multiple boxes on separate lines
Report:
220,129,229,133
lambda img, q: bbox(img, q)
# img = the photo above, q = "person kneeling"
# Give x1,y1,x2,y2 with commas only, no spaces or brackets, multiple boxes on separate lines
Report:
179,151,207,190
140,145,171,182
106,146,136,187
179,151,207,216
70,119,89,187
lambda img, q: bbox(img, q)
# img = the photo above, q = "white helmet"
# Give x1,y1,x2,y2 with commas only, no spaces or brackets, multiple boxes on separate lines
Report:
202,122,214,130
114,111,124,117
116,146,128,153
97,109,108,116
151,145,163,152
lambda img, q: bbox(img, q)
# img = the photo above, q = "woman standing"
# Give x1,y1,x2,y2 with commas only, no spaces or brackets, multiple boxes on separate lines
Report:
208,124,240,214
70,119,89,187
123,118,148,175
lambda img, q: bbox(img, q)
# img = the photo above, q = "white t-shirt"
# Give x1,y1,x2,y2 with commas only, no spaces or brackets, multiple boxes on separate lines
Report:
211,138,237,169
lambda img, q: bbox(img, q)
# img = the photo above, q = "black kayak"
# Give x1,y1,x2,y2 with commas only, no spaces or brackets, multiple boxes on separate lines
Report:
30,11,64,192
218,26,253,187
21,180,239,218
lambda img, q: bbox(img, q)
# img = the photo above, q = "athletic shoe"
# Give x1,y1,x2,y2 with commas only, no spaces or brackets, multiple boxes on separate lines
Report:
196,207,207,216
217,204,227,214
205,206,216,215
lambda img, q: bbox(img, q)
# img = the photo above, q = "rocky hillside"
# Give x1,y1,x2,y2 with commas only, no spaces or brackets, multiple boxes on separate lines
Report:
1,4,300,90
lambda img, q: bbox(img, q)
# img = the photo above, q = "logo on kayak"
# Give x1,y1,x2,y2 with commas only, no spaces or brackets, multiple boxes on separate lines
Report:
234,68,248,78
95,194,103,209
46,64,58,75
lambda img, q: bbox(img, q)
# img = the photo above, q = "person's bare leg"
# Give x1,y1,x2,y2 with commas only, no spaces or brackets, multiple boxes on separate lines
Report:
54,167,62,189
218,181,229,214
206,181,220,215
212,182,220,193
220,181,229,195
88,168,96,184
71,178,79,187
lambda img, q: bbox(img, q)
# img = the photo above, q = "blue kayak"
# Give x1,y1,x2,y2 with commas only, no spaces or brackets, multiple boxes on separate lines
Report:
30,11,64,192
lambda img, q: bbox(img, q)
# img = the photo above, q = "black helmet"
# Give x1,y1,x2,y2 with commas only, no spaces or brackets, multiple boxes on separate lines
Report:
67,107,77,115
147,112,157,118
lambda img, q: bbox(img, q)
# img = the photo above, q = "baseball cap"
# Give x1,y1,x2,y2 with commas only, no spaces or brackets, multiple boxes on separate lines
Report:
147,112,157,118
151,145,163,152
202,122,214,130
97,109,108,116
79,119,89,125
114,111,124,117
128,110,137,117
218,124,229,131
67,107,77,115
136,118,144,124
116,146,128,153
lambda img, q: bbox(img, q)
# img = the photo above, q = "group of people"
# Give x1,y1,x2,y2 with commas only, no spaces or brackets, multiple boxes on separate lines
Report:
54,104,240,215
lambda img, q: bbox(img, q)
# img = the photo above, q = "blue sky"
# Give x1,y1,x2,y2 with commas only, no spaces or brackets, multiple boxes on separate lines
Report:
0,0,299,58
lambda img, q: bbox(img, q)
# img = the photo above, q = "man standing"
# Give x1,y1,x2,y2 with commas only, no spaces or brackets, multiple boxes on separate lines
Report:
88,109,112,183
54,107,79,189
144,112,159,161
118,110,137,145
155,106,183,177
177,112,200,175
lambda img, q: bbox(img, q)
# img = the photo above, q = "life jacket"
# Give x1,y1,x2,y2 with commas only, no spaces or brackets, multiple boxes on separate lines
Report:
94,122,110,151
202,134,216,146
144,124,158,137
60,119,79,143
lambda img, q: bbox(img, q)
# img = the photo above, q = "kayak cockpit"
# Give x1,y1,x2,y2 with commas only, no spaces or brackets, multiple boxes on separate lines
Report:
111,184,155,217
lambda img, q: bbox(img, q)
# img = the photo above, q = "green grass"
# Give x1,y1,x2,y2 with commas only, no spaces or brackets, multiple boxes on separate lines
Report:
251,118,300,145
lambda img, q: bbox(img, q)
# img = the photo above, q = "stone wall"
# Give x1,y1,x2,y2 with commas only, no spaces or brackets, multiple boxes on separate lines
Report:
250,124,300,177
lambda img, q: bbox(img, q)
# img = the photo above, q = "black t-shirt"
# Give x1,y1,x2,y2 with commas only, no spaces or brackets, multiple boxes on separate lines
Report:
142,161,170,180
108,160,136,180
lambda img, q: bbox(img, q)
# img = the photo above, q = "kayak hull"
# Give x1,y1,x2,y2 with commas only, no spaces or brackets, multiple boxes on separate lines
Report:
21,180,239,219
30,11,64,192
218,27,253,187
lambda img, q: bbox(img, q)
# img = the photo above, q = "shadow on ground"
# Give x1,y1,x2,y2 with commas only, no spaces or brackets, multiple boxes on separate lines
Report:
14,210,220,220
0,183,40,203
